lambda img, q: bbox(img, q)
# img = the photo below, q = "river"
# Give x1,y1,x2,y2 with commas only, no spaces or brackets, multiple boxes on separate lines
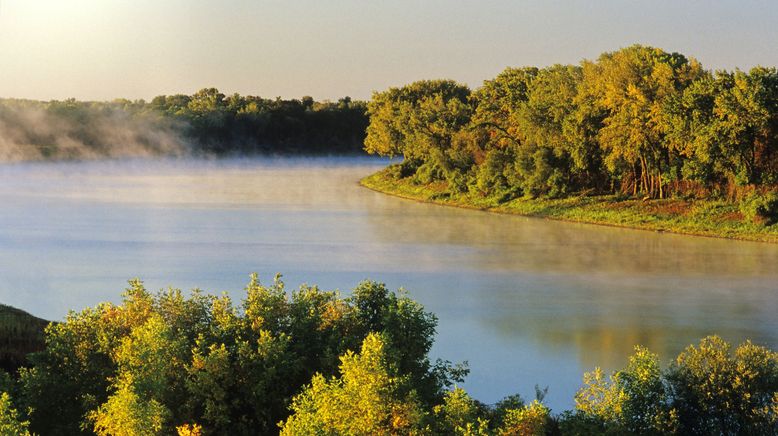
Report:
1,156,776,411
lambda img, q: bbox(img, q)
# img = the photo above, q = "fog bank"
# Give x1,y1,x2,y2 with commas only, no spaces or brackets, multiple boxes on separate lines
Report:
0,99,187,162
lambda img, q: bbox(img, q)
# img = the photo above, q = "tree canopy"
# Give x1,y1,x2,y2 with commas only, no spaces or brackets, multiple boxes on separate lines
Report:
0,91,368,162
365,45,778,210
0,276,775,435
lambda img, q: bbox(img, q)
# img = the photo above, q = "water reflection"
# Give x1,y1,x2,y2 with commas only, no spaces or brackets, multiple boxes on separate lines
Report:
362,185,778,373
0,156,776,410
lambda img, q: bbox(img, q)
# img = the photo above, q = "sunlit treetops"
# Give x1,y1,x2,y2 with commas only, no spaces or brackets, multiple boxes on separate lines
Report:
365,45,778,212
0,276,776,435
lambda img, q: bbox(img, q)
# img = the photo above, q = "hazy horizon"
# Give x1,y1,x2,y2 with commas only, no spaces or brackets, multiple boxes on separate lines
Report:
1,0,778,102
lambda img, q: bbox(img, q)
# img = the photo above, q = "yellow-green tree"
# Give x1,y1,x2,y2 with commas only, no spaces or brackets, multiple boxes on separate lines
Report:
279,333,425,435
365,80,473,185
88,314,185,435
583,45,704,197
432,387,491,435
0,392,31,436
667,336,778,435
499,400,551,436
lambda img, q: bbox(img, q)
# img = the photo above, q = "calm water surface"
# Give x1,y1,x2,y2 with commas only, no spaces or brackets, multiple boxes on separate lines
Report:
1,156,777,411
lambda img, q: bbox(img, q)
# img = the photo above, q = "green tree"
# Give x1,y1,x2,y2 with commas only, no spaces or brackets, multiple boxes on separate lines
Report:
574,346,676,434
512,65,586,197
432,387,491,435
713,67,778,185
365,80,472,184
472,66,538,147
586,45,704,197
20,304,117,435
88,314,185,435
663,71,723,188
498,400,551,436
349,281,466,406
666,336,778,435
279,333,425,435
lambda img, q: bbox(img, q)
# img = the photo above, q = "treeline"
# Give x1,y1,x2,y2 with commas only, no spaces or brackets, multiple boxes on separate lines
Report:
0,277,776,435
0,90,367,162
365,45,778,211
149,90,367,154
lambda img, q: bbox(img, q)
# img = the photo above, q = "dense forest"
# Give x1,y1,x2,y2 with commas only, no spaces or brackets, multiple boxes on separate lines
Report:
365,45,778,224
0,90,368,161
0,276,776,435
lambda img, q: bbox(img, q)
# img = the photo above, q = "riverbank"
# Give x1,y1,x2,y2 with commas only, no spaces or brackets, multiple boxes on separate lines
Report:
361,167,778,243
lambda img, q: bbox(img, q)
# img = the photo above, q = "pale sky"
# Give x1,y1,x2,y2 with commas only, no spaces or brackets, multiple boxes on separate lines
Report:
1,0,777,102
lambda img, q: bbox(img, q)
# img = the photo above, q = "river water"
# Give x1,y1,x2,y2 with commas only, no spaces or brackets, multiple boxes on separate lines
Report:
1,156,776,411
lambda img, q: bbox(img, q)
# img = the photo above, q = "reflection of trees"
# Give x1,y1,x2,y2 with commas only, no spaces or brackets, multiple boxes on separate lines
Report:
361,187,778,371
363,193,778,276
489,302,774,372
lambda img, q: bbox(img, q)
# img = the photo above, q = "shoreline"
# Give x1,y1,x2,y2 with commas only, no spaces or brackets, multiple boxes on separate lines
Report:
360,168,778,244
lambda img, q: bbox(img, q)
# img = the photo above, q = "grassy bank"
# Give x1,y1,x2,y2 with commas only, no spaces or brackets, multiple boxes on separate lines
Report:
0,304,49,373
361,166,778,243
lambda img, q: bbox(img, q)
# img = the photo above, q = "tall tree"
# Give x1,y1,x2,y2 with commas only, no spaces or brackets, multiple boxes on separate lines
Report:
713,67,778,185
587,45,704,197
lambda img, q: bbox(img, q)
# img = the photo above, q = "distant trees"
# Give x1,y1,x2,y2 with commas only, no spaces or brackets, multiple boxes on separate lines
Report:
152,90,369,155
0,91,368,162
0,305,47,373
365,45,778,206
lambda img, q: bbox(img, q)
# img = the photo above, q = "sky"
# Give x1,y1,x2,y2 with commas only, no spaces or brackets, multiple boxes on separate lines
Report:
1,0,778,102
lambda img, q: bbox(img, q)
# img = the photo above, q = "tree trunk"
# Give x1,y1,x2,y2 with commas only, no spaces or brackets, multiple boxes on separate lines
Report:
658,169,664,199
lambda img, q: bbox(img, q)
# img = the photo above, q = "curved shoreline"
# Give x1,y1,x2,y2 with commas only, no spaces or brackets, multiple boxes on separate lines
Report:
360,168,778,244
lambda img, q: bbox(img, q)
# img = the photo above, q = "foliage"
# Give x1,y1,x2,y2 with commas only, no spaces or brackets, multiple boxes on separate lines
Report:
279,333,425,435
570,336,778,435
432,387,492,435
0,91,368,162
13,276,459,435
0,392,31,436
365,45,778,206
740,190,778,224
2,276,778,435
365,79,473,186
666,336,778,435
499,400,551,436
574,347,676,434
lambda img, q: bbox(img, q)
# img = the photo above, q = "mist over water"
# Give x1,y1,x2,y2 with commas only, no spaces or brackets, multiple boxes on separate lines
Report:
0,100,186,162
1,156,776,411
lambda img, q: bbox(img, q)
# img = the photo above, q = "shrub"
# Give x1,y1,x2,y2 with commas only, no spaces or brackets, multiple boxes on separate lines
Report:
0,392,31,436
279,333,425,435
666,337,778,435
739,190,778,224
569,337,778,435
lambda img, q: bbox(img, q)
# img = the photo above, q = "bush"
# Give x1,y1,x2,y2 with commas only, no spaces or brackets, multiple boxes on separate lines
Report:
471,148,516,199
568,336,778,436
0,392,31,436
279,334,426,435
666,337,778,435
385,160,420,180
739,191,778,224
